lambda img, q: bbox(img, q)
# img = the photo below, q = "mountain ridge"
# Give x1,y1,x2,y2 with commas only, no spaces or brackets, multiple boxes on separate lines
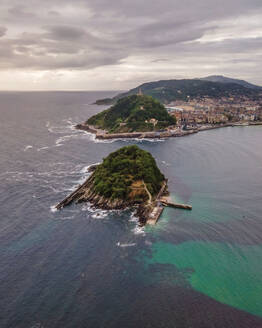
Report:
200,75,262,90
95,76,262,105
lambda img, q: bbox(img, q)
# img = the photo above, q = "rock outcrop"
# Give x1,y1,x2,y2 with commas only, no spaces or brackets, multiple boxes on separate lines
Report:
56,172,134,210
56,169,154,225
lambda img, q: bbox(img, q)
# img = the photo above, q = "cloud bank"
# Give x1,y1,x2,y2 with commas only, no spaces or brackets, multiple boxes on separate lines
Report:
0,0,262,89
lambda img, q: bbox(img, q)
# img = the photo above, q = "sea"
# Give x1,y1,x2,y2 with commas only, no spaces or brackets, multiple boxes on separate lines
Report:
0,91,262,328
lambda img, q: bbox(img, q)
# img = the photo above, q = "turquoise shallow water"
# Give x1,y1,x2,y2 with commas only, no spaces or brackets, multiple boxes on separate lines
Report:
146,241,262,317
143,127,262,318
0,92,262,327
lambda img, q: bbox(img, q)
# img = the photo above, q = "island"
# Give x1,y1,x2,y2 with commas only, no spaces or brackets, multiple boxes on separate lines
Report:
76,94,180,139
56,145,192,225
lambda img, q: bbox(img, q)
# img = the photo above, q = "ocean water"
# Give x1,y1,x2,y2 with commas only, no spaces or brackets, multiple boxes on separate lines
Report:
0,91,262,328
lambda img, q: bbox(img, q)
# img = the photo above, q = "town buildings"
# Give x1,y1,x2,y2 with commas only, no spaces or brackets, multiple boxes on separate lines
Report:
167,95,262,127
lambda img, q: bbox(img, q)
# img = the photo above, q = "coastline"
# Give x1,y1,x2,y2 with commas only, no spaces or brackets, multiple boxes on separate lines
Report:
76,122,262,140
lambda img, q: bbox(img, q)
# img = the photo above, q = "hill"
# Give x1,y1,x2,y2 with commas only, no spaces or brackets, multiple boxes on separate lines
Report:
88,94,176,133
201,75,262,90
55,145,167,224
92,145,165,200
95,77,262,105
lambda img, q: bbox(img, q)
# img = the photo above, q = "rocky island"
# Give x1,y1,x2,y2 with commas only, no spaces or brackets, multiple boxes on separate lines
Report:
56,145,173,225
76,94,177,139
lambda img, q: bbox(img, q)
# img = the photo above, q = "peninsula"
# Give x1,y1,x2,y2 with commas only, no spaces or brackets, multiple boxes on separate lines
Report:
56,145,176,225
76,79,262,140
76,94,177,139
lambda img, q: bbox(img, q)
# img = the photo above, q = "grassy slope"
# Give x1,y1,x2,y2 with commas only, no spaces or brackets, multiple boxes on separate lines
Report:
87,94,176,133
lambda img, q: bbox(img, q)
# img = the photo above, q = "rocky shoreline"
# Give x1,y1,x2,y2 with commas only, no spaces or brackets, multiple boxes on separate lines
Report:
56,172,134,210
55,165,161,225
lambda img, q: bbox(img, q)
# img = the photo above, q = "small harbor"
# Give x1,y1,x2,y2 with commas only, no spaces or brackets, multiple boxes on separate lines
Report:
146,182,192,225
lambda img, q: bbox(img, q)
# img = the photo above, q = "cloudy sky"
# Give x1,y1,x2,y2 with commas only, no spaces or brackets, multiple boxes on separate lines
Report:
0,0,262,90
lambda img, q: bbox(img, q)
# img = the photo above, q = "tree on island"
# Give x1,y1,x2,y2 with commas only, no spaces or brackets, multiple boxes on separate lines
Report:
93,145,165,201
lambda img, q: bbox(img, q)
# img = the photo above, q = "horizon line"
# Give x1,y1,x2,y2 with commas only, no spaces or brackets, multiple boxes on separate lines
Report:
0,89,123,92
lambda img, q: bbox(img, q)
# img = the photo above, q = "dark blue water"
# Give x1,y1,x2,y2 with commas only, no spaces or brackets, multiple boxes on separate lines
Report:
1,91,262,328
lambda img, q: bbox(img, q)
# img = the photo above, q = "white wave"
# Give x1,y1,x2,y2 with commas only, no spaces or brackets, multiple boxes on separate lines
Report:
55,135,75,146
129,211,139,222
24,145,33,151
66,119,78,131
91,211,108,219
62,162,101,191
132,225,145,236
69,162,100,189
145,240,153,246
129,210,146,236
50,205,58,213
55,131,89,147
47,118,80,135
161,160,170,166
56,216,75,221
81,203,119,219
133,137,166,143
93,137,118,144
37,146,49,151
80,162,100,173
92,136,166,144
116,242,136,247
82,203,96,212
82,131,100,143
80,165,91,174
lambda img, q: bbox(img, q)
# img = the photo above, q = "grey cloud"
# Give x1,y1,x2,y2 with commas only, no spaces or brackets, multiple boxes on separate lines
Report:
43,25,87,40
8,5,36,18
128,22,206,48
0,0,261,86
48,10,60,16
151,59,169,63
0,26,7,37
0,23,127,70
79,0,262,20
175,37,262,56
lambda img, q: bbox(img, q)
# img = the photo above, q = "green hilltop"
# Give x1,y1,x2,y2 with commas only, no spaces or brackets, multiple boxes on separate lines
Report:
92,145,165,201
87,94,176,133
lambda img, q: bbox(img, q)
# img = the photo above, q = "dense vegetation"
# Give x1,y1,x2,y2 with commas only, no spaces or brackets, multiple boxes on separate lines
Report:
200,75,262,90
92,145,165,200
87,94,176,133
95,77,262,105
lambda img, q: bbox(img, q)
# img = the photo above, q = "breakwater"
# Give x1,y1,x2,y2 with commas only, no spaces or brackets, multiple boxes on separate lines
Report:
76,123,197,139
